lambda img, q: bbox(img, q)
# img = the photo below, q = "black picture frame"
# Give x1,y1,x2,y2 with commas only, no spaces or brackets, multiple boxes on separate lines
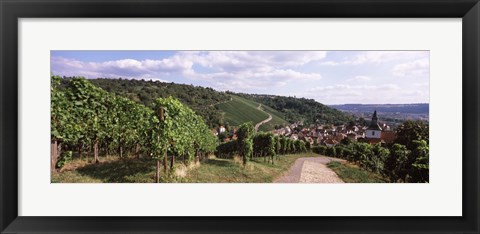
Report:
1,0,479,233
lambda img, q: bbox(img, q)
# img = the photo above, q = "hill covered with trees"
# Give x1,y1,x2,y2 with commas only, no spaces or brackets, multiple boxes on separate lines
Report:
234,93,355,126
60,78,231,128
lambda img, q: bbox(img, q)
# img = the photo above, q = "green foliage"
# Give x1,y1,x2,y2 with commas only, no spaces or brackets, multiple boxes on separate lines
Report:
152,97,217,163
294,140,307,153
335,146,344,157
280,136,287,155
237,122,255,165
327,161,388,183
274,136,281,155
64,77,230,128
217,95,268,126
52,77,216,180
340,137,353,145
312,145,327,155
305,141,311,151
56,151,73,169
215,140,239,159
384,143,410,182
253,132,276,163
394,120,429,150
369,144,390,174
51,76,83,144
409,140,429,183
325,147,336,157
54,77,158,160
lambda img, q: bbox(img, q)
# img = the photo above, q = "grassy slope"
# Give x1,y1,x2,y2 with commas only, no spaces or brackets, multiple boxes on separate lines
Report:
217,95,287,131
327,161,388,183
258,104,289,131
52,153,314,183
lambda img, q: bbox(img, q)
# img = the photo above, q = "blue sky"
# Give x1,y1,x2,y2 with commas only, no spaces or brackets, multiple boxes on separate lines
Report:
51,50,429,104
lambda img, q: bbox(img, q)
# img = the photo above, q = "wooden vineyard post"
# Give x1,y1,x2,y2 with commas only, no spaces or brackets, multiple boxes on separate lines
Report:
94,140,99,163
135,143,140,159
156,159,160,183
156,107,165,183
51,140,57,173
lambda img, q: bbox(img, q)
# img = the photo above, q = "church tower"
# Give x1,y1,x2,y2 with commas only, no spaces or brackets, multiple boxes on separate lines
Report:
366,110,382,139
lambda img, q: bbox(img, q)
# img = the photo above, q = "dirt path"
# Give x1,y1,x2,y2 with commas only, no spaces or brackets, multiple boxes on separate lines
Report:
255,104,273,131
274,156,345,183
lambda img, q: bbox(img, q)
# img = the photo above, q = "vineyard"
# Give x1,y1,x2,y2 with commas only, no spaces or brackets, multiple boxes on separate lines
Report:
51,76,217,182
51,76,312,183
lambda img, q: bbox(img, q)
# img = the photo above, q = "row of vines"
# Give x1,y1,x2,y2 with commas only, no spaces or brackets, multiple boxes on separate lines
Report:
51,76,217,182
312,140,429,183
216,128,309,165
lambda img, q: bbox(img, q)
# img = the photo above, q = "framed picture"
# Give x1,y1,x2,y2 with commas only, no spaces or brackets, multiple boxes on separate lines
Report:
1,0,478,233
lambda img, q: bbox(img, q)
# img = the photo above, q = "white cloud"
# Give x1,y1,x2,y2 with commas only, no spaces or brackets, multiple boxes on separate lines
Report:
51,51,326,91
347,75,372,82
321,51,429,66
392,58,430,77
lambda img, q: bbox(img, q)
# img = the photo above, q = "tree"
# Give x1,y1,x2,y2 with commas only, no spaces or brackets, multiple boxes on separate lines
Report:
370,143,390,174
408,140,429,183
384,143,410,182
237,122,254,165
395,120,429,150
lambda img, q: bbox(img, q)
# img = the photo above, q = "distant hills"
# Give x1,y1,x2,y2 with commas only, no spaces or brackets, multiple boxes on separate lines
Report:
330,104,429,114
330,103,429,124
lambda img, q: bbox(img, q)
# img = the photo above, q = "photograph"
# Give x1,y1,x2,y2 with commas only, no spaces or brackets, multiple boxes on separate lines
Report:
50,50,429,183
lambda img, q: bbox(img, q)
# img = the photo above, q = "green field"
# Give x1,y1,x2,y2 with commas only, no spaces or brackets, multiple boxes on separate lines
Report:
257,104,289,131
217,95,288,131
327,161,388,183
51,153,314,183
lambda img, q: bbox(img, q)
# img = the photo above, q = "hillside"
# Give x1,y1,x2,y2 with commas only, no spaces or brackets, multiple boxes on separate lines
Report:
217,95,288,131
61,78,231,128
234,93,355,125
60,77,353,130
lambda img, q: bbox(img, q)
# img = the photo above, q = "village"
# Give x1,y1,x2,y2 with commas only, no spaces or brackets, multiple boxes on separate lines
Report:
213,110,397,147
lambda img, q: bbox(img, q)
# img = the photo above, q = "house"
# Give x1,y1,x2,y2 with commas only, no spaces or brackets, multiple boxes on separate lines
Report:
304,137,314,145
347,132,357,140
381,130,396,144
324,138,339,147
285,126,292,135
332,133,346,142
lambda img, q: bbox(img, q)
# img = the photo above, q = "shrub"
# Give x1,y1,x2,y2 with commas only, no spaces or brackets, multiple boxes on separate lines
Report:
325,147,336,157
56,151,73,169
215,140,238,159
335,146,344,158
312,145,327,155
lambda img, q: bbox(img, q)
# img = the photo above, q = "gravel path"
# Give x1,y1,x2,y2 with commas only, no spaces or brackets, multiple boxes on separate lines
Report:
274,156,345,183
254,104,273,131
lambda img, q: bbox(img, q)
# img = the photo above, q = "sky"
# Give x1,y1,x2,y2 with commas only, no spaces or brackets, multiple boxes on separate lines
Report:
51,50,429,105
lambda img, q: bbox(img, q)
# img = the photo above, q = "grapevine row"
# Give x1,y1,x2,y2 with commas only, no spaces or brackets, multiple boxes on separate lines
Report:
51,76,216,182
